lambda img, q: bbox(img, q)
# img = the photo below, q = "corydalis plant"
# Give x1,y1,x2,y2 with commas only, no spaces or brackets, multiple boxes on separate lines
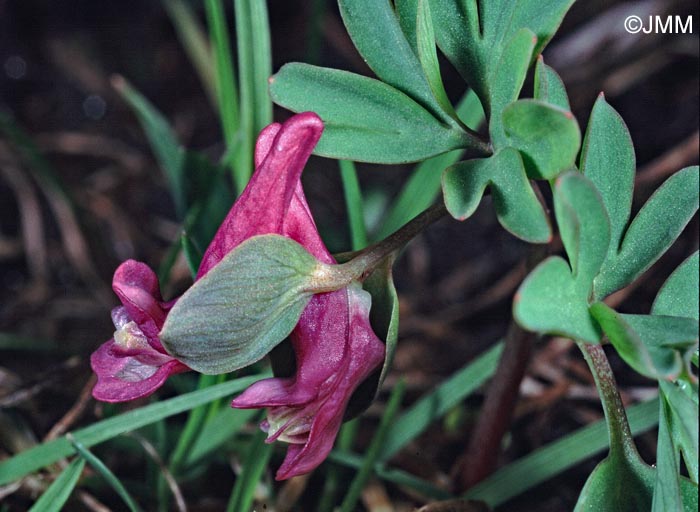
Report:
93,112,388,480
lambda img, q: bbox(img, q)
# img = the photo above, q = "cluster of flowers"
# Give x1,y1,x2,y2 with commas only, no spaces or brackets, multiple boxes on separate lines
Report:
90,113,385,480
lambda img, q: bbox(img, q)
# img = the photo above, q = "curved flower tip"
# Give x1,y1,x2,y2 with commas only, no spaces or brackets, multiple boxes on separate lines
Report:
196,112,324,278
91,260,188,402
232,284,386,480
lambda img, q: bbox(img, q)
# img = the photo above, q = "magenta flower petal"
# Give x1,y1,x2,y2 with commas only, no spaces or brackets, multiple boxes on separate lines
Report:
91,339,188,402
91,112,327,403
197,112,324,278
91,261,186,402
233,285,386,480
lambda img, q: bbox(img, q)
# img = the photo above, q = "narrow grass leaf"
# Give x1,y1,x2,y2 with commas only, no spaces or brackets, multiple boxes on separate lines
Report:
28,458,85,512
225,428,273,512
69,436,143,512
168,374,219,476
184,407,257,467
234,0,273,188
379,342,503,460
112,77,186,215
203,0,241,188
339,160,368,250
339,379,406,512
0,333,62,353
327,450,452,500
465,398,660,507
0,374,265,485
163,0,217,106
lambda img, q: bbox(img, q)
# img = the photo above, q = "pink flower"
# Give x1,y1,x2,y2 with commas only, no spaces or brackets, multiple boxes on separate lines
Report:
232,284,385,480
91,112,331,402
230,117,386,481
91,261,189,402
91,112,386,481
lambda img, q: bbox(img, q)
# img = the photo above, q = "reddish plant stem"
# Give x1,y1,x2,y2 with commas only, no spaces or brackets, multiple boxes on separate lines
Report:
452,321,536,491
452,245,548,492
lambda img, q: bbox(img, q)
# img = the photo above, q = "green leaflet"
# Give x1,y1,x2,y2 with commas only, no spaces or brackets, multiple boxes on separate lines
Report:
415,0,460,121
502,99,581,179
590,303,698,381
428,0,574,119
580,94,636,264
593,165,699,300
442,148,551,243
653,395,683,512
270,63,485,163
488,28,537,145
338,0,452,124
653,251,699,320
534,56,571,110
661,381,699,484
160,235,331,374
514,172,610,342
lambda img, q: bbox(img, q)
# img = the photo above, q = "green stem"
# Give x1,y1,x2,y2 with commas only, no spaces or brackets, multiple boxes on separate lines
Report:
338,202,447,280
578,342,637,459
339,380,406,512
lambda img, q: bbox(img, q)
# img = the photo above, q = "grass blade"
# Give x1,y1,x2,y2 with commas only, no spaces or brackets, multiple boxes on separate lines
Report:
225,427,274,512
464,398,660,507
339,379,406,512
112,76,186,216
327,450,452,500
163,0,217,106
379,341,504,460
184,407,257,467
0,374,267,485
233,0,272,191
340,160,368,250
204,0,241,188
28,458,85,512
69,436,143,512
318,419,359,512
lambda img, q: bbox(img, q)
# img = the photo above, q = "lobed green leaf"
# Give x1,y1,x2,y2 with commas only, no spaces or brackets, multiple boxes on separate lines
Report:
338,0,450,123
442,148,551,242
590,303,697,380
503,99,580,179
375,89,485,241
270,63,481,163
515,172,609,342
594,166,699,299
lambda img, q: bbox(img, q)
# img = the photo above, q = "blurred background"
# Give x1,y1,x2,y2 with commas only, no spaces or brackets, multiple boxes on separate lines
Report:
1,0,698,510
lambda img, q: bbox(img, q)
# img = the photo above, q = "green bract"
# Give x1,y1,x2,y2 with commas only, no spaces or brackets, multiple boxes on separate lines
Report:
160,235,333,374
